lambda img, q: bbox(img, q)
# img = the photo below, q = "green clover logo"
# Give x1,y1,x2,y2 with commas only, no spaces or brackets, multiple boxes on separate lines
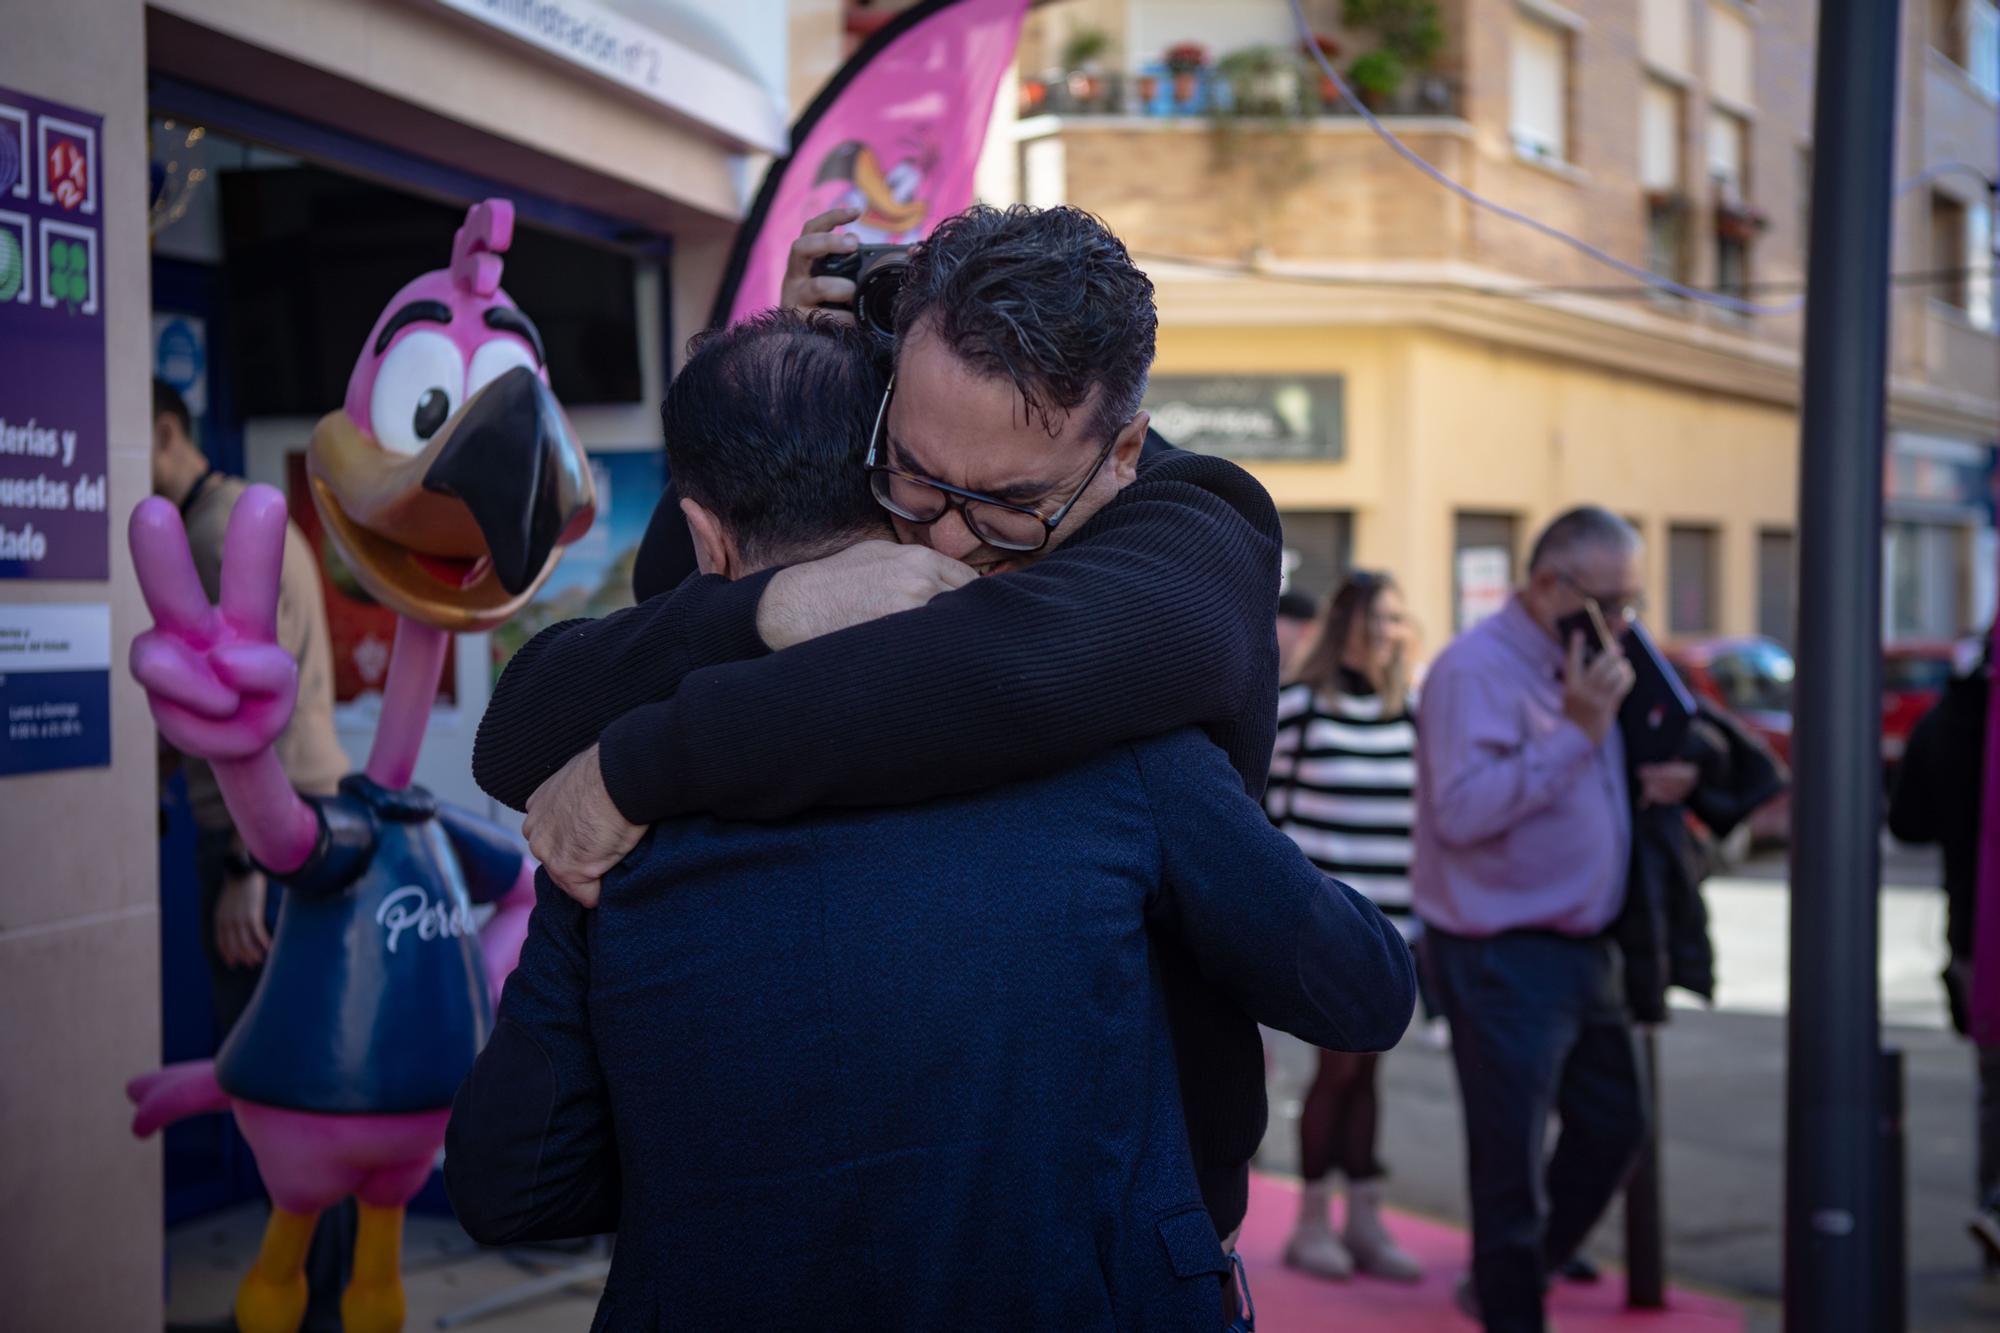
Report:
49,238,87,309
0,229,21,303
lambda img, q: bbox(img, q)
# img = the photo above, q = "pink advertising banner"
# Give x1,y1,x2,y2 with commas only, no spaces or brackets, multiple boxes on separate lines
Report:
712,0,1029,327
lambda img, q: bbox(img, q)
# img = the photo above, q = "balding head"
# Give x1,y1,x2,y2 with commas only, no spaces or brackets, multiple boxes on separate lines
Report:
1522,506,1646,642
1528,506,1640,575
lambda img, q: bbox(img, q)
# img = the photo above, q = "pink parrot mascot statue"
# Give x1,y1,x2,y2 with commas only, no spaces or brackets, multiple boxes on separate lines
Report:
123,199,595,1333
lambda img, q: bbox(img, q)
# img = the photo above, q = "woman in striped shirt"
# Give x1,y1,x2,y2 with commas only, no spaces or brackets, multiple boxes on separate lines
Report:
1268,570,1425,1284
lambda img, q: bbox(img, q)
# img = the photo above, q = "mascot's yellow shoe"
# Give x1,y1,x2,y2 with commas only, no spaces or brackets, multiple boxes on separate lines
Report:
341,1200,409,1333
235,1269,309,1333
340,1276,407,1333
234,1207,316,1333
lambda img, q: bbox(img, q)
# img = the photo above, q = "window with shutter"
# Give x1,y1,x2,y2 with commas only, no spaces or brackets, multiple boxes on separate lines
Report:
1707,2,1756,109
1640,81,1681,190
1968,0,1999,98
1706,108,1748,199
1969,198,1994,329
1510,15,1569,162
1640,0,1691,75
1934,192,1969,310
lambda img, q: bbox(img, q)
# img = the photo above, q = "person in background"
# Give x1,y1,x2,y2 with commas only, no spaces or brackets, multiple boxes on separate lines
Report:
1265,571,1425,1284
151,381,348,1018
1888,629,1997,1266
1412,507,1689,1333
150,379,353,1330
1276,589,1320,679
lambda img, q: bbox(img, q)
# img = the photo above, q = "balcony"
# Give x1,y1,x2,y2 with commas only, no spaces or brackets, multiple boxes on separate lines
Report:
1014,111,1475,266
1018,65,1460,122
1013,45,1469,268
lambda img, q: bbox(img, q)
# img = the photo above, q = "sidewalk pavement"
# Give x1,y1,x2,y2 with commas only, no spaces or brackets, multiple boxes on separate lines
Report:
1237,1173,1745,1332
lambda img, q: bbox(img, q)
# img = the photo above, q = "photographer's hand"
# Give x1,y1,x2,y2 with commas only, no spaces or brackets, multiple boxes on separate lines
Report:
781,206,863,318
757,541,977,650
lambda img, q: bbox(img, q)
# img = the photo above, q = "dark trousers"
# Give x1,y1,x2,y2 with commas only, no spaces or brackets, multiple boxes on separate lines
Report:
1424,929,1648,1333
196,829,356,1332
1298,1050,1384,1183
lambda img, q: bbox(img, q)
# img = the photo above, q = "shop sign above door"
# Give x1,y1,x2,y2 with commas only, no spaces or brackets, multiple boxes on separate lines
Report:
1144,375,1345,462
422,0,786,155
0,84,107,581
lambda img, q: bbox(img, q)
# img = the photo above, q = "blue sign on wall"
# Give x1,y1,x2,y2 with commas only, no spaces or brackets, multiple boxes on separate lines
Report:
0,602,110,776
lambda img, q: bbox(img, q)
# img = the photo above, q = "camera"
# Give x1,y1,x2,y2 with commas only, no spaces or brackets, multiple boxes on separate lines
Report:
809,243,910,340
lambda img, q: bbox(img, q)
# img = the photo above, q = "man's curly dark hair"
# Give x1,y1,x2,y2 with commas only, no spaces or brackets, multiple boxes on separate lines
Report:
892,205,1157,443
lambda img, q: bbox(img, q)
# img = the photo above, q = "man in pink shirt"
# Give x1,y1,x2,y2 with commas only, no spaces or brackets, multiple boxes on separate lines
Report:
1412,507,1696,1333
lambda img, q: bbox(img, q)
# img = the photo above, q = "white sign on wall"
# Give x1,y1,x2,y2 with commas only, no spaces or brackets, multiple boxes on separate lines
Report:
424,0,786,154
1456,547,1512,630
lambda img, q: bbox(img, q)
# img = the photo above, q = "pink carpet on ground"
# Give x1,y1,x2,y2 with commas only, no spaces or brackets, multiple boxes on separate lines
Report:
1237,1173,1746,1332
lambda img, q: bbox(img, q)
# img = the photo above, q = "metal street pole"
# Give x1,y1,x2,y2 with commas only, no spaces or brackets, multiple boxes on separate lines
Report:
1783,0,1902,1327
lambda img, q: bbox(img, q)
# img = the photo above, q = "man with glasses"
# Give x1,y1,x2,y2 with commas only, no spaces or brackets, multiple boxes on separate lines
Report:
449,310,1415,1328
474,206,1302,1261
1410,506,1692,1333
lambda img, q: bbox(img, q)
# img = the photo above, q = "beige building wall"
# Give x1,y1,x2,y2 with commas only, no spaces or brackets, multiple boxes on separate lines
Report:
0,0,163,1327
1157,321,1799,646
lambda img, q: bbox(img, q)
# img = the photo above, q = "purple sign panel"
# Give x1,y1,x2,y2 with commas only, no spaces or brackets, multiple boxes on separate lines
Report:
0,84,107,580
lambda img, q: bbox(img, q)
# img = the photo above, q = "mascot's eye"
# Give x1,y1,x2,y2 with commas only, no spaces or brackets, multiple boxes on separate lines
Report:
370,330,465,457
413,388,451,441
468,337,538,399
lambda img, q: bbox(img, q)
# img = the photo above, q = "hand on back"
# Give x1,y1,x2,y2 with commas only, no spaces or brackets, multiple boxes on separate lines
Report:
757,540,977,650
524,743,641,908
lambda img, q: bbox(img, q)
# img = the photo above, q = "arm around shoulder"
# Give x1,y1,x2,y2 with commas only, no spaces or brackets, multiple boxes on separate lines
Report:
600,461,1283,824
473,568,778,811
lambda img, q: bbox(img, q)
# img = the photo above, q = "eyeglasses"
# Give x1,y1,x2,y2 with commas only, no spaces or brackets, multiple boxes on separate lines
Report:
862,376,1119,554
1558,573,1646,625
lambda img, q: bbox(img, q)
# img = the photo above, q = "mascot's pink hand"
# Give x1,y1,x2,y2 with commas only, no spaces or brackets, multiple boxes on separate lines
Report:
129,489,298,761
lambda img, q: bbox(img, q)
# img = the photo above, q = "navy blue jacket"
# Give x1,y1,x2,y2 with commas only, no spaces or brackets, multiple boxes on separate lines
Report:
446,729,1414,1330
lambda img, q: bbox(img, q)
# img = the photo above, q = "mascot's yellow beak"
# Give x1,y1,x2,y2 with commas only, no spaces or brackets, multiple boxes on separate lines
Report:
306,367,595,633
852,146,929,234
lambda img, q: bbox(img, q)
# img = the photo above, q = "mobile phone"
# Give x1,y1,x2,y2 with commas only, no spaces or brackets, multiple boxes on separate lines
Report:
1555,598,1617,663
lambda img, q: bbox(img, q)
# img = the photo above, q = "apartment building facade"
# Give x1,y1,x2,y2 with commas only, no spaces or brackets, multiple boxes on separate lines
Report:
1005,0,1998,650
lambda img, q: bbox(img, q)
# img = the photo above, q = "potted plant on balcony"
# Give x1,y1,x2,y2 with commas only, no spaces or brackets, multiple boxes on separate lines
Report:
1300,33,1345,109
1019,75,1048,115
1342,0,1445,113
1217,45,1306,117
1714,197,1769,243
1062,27,1112,110
1645,188,1690,214
1347,49,1406,111
1165,42,1209,107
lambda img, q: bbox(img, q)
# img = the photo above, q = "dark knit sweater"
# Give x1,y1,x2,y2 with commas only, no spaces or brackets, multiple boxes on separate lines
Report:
475,446,1282,822
472,444,1285,1233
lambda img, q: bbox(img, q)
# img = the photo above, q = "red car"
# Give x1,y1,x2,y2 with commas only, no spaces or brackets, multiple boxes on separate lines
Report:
1881,640,1962,773
1662,636,1795,848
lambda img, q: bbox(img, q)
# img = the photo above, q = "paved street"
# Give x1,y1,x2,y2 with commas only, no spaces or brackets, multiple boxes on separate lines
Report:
1259,843,2000,1332
165,844,1999,1331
